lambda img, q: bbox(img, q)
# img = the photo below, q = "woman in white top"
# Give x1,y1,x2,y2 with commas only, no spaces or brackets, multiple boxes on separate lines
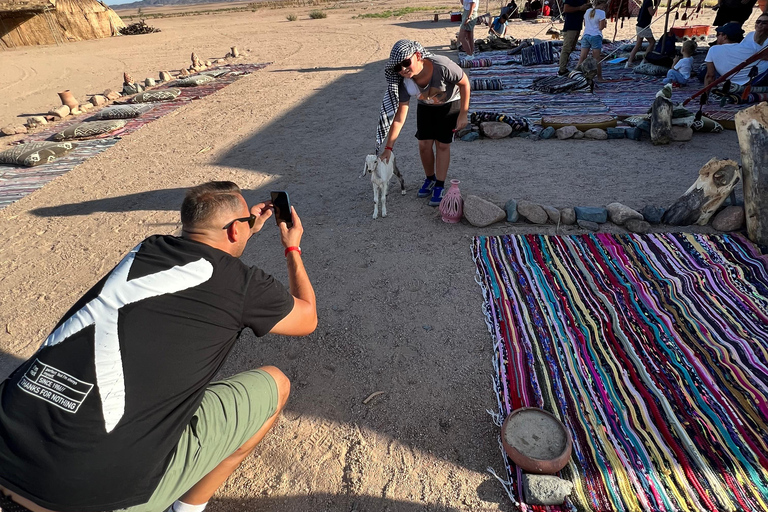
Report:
576,0,608,80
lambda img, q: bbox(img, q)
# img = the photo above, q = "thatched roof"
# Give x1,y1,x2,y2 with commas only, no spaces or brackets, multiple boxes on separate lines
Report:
0,0,54,13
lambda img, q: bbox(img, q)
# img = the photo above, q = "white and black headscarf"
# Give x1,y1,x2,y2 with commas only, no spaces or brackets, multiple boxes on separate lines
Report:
375,39,434,154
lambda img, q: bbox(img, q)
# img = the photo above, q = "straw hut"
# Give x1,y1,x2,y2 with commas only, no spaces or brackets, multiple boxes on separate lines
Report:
0,0,125,49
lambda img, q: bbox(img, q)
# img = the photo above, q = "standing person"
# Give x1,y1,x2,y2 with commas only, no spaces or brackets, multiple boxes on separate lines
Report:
627,0,660,66
376,40,471,207
558,0,590,75
459,0,478,56
0,181,317,512
663,39,697,85
576,0,608,80
713,0,758,28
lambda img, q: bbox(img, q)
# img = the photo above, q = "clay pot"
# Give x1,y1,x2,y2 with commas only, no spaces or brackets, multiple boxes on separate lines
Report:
439,179,463,223
58,90,78,111
501,407,572,474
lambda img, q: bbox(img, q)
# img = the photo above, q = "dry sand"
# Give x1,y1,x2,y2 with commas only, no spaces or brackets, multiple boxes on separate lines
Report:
0,2,755,510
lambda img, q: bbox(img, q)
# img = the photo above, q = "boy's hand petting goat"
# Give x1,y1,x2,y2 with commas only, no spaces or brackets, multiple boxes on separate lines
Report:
362,154,405,219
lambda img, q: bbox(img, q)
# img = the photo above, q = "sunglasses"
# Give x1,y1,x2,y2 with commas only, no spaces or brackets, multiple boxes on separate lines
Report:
392,57,413,73
756,19,768,25
222,214,256,230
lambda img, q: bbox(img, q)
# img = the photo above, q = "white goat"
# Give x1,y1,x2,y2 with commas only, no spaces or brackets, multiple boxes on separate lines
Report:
362,154,405,219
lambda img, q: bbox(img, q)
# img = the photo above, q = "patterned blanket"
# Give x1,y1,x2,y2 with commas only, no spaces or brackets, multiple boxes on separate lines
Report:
473,233,768,512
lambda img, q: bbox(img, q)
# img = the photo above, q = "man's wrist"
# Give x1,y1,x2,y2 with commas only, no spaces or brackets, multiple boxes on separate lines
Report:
285,246,302,257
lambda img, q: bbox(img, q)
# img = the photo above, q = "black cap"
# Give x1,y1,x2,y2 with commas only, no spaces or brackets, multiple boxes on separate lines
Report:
716,22,745,40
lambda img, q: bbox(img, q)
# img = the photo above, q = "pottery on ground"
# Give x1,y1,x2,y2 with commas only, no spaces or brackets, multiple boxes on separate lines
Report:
58,90,79,111
501,407,573,474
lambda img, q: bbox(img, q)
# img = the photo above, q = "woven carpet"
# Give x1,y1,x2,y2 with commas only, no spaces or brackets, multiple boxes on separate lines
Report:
472,232,768,512
0,63,270,210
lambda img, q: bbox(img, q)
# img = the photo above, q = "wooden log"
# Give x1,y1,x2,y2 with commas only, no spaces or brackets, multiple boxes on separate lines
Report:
735,102,768,246
650,95,672,145
662,158,741,225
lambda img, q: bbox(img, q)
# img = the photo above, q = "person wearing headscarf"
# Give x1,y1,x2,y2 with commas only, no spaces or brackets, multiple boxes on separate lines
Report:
375,40,471,207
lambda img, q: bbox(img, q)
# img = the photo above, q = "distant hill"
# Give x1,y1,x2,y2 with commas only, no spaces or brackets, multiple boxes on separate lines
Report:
112,0,255,11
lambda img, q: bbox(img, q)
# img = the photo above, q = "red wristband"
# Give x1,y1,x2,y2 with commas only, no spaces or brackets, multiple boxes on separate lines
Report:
385,146,394,151
285,246,302,257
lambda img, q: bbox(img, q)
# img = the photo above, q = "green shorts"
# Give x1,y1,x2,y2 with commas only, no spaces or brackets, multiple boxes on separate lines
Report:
118,369,278,512
461,8,477,30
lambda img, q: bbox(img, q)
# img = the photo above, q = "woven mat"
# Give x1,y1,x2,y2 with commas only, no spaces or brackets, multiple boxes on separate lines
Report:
0,63,270,210
473,233,768,511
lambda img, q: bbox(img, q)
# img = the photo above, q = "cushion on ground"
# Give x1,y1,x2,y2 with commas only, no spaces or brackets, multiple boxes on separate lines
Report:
53,120,127,141
174,75,216,87
691,116,723,133
0,141,78,167
632,62,670,76
199,69,229,77
132,88,182,103
92,104,153,120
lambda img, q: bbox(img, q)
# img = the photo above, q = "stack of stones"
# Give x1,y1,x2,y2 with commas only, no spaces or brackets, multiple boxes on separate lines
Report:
460,198,745,233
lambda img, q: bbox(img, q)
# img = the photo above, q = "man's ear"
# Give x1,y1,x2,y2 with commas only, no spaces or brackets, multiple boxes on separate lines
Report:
225,222,238,243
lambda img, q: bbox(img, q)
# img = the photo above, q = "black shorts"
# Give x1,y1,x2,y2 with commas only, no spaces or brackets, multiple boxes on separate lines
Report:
415,100,461,144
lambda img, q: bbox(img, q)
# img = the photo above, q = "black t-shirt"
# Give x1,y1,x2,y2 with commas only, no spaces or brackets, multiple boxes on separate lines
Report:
637,0,654,27
0,235,293,512
562,0,587,31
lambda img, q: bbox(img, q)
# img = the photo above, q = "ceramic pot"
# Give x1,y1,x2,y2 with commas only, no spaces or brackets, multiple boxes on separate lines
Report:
501,407,573,474
439,179,463,223
58,90,78,111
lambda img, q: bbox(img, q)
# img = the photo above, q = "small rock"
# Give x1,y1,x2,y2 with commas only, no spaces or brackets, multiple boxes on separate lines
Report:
463,195,507,227
543,205,560,224
122,83,144,95
606,202,643,226
574,206,607,223
505,199,519,222
159,71,172,82
572,130,584,139
422,324,433,331
523,474,574,506
145,77,156,87
79,103,92,112
90,95,107,106
625,219,651,234
539,126,556,139
670,126,693,142
179,68,190,77
555,125,579,139
215,59,227,64
70,108,82,115
712,206,745,231
104,90,121,100
606,127,625,139
205,60,213,67
480,121,513,139
1,125,15,136
584,128,608,140
641,205,665,224
26,116,47,127
624,126,642,140
577,219,600,231
461,131,480,142
14,125,28,134
517,200,548,224
45,115,56,122
455,126,474,139
560,207,576,225
48,105,70,119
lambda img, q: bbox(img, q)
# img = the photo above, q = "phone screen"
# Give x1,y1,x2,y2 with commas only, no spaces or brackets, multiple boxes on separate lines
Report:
271,191,293,228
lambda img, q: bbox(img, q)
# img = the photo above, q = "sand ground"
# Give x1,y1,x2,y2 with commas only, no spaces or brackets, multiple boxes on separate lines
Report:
0,2,758,510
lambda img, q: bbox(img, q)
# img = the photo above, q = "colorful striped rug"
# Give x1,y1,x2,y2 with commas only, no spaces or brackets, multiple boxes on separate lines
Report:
473,233,768,512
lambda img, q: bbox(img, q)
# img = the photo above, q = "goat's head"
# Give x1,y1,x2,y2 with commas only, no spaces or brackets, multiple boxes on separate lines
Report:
361,154,378,178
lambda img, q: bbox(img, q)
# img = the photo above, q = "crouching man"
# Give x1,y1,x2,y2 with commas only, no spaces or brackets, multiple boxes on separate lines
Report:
0,181,317,512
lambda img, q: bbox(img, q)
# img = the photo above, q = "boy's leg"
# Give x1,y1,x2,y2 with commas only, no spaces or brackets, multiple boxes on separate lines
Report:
418,139,436,178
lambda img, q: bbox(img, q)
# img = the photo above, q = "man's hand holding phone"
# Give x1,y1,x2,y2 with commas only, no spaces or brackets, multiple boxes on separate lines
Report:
271,191,303,252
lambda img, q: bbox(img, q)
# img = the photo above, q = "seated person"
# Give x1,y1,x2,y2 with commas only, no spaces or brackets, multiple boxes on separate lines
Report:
501,0,519,18
663,40,697,85
530,0,543,12
490,12,511,37
696,22,744,81
542,1,551,16
705,13,768,86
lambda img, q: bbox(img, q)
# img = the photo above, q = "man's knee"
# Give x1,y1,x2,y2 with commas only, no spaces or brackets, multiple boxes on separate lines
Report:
259,365,290,412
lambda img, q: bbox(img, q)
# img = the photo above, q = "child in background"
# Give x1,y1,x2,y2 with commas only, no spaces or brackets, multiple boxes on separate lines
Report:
542,1,551,16
576,0,608,81
663,40,697,86
490,12,510,37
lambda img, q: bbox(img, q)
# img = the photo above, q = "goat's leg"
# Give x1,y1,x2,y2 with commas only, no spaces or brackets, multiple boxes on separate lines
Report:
393,160,406,195
372,184,380,219
381,182,389,217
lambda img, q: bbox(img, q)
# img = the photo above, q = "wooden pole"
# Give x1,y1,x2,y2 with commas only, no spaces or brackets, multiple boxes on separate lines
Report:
735,102,768,246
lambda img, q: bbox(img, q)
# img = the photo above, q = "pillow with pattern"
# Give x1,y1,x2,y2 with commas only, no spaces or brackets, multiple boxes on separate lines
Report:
92,104,153,120
0,141,78,167
132,88,182,103
632,62,670,76
691,116,723,133
174,75,215,87
53,120,127,141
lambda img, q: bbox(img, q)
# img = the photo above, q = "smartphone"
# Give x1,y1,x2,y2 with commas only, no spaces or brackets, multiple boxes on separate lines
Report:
270,191,293,228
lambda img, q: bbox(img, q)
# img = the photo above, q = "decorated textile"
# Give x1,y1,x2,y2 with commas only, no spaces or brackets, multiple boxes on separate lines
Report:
712,90,768,105
92,104,153,120
470,111,529,132
132,88,182,103
531,71,589,93
473,233,768,512
521,41,555,66
52,120,127,141
0,141,78,167
472,78,503,90
633,62,670,76
173,74,216,87
460,58,494,68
